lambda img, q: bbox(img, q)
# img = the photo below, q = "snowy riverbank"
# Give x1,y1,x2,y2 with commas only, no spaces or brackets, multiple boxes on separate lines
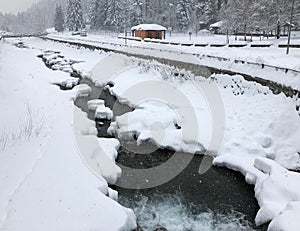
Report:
0,38,136,230
1,37,300,231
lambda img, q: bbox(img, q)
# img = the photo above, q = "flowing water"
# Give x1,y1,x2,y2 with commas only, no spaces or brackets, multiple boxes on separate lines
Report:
74,78,268,231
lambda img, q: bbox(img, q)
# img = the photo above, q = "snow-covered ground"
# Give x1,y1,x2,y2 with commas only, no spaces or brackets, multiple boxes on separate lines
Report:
46,31,300,90
1,36,300,231
88,52,300,230
0,38,136,230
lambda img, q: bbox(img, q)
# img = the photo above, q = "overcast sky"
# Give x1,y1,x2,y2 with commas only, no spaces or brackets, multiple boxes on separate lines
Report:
0,0,40,14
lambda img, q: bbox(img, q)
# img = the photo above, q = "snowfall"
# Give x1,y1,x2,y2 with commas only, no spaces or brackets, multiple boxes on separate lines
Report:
0,31,300,231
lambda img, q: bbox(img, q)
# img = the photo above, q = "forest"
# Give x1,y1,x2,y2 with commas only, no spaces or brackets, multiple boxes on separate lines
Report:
0,0,299,35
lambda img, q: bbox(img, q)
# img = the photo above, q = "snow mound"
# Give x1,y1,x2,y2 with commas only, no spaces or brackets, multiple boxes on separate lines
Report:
109,100,204,153
73,107,121,184
214,74,270,96
87,99,105,111
53,77,79,89
214,74,300,171
95,104,113,120
268,201,300,231
72,84,91,99
254,157,300,226
98,138,120,161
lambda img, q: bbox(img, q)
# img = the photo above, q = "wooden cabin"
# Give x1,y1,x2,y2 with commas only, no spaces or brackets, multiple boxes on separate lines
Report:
131,24,167,40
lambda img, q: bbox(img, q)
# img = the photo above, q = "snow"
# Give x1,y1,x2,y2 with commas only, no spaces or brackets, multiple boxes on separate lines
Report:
98,138,120,161
46,28,56,33
46,31,300,90
95,60,213,153
87,99,105,111
109,100,205,153
131,24,167,31
73,106,121,184
95,103,113,120
0,38,136,230
254,158,300,227
60,77,79,89
89,52,300,230
210,21,224,28
268,201,300,231
2,35,300,230
72,83,91,98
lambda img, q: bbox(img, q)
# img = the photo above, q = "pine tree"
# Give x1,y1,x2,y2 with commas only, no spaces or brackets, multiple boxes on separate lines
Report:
73,0,84,31
89,0,110,29
104,0,126,28
66,0,84,31
204,0,218,25
221,0,256,38
129,0,144,25
176,0,192,31
66,0,74,31
54,4,64,32
89,0,99,28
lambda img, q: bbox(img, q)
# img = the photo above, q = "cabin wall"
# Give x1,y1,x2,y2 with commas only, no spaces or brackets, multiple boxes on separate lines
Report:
134,30,164,40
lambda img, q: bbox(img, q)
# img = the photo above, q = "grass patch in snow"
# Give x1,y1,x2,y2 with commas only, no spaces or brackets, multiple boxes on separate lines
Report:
0,104,45,150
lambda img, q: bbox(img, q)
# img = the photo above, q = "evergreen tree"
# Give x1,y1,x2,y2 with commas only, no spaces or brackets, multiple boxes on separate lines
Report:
104,0,126,28
66,0,74,31
65,0,84,31
176,0,192,31
221,0,256,38
129,0,144,25
89,0,99,28
54,4,64,32
73,0,84,31
204,0,218,25
89,0,110,29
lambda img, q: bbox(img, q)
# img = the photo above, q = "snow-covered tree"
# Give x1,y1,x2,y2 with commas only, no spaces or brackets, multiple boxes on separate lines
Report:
129,0,144,25
104,0,126,28
221,0,256,38
72,0,84,31
66,0,74,30
54,4,64,32
65,0,84,31
221,0,300,37
252,0,299,38
176,0,193,30
88,0,98,28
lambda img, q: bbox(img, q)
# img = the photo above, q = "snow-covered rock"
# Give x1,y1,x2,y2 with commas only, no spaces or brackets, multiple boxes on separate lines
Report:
109,100,204,153
268,201,300,231
95,104,113,120
254,157,300,226
87,99,105,111
72,84,91,99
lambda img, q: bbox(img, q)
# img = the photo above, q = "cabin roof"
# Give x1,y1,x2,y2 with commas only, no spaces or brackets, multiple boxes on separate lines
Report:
131,24,167,31
210,21,224,28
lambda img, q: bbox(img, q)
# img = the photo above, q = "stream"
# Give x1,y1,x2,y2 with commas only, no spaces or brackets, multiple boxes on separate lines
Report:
35,46,268,231
74,78,268,231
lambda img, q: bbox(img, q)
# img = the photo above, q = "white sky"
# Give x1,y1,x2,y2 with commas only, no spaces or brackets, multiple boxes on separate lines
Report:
0,0,40,14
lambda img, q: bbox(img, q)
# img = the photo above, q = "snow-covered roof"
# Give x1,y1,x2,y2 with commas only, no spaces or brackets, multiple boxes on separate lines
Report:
131,24,167,31
210,21,224,28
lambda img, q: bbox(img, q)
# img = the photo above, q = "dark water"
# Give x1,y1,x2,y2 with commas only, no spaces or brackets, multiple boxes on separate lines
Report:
73,78,268,231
